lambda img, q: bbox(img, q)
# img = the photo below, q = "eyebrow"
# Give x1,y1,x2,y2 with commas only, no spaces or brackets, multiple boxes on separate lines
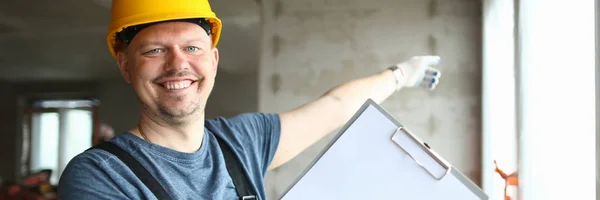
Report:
135,38,209,49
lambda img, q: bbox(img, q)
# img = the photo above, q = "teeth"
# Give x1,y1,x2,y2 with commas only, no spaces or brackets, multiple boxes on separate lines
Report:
163,80,192,90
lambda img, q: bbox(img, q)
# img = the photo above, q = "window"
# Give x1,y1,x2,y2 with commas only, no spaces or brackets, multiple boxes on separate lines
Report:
24,99,98,185
517,1,596,199
483,0,597,199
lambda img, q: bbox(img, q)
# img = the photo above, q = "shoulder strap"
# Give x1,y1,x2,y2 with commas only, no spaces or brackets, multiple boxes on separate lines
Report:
89,142,173,200
213,134,258,200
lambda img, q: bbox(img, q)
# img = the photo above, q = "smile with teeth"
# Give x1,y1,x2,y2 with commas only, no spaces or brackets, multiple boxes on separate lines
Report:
163,80,194,90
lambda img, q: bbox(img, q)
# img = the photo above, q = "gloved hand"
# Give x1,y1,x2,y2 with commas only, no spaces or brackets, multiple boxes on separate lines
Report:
394,56,442,90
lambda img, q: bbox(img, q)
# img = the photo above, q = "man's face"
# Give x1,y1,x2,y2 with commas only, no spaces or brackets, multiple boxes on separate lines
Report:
116,21,219,125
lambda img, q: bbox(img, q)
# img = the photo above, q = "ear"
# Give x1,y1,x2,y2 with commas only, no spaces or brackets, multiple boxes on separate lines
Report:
211,47,219,73
116,51,132,83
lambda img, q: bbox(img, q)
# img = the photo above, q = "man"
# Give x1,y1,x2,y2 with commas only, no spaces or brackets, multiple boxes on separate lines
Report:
57,0,442,199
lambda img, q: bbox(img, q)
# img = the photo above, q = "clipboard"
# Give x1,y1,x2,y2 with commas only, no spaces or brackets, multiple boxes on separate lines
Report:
278,99,488,200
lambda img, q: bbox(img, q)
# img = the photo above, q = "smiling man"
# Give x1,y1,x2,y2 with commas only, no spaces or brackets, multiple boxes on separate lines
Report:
57,0,442,199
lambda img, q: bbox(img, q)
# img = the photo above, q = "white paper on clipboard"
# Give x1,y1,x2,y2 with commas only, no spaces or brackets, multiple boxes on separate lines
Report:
278,99,488,200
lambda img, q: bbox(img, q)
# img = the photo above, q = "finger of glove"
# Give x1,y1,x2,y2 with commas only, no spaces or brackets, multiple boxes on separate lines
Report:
400,56,439,87
419,81,437,90
420,76,440,90
425,67,441,78
422,76,438,85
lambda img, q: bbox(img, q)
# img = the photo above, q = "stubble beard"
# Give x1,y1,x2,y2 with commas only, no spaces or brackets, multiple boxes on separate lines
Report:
145,95,204,127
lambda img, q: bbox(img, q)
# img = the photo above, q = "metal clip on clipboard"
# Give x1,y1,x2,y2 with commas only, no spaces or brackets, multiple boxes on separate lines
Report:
391,127,452,181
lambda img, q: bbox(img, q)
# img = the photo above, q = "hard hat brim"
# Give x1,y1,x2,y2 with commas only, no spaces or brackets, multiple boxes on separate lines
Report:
106,13,222,59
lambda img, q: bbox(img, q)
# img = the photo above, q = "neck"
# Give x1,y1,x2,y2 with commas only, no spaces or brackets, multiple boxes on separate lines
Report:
133,112,205,153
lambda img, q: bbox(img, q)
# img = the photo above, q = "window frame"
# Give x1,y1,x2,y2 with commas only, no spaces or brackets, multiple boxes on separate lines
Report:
18,98,100,184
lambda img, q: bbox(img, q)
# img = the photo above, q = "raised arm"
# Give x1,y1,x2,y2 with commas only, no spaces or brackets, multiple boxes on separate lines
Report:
269,56,442,169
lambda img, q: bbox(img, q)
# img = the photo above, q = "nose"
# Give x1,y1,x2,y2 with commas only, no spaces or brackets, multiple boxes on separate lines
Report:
165,48,190,72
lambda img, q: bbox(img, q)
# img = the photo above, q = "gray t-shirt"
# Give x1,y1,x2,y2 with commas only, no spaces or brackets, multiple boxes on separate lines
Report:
57,113,281,200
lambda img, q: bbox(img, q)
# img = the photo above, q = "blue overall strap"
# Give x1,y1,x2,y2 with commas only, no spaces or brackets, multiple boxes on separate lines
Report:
213,134,258,200
89,142,173,200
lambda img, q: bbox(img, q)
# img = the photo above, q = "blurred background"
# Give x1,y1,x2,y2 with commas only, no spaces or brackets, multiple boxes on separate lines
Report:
0,0,597,200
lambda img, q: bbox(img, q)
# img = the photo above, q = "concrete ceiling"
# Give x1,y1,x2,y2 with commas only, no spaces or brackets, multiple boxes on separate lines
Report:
0,0,260,82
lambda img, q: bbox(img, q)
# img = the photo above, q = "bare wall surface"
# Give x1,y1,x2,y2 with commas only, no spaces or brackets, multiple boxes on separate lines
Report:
258,0,482,198
205,70,259,119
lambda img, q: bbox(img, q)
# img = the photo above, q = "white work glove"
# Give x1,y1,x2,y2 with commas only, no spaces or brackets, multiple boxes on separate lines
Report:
394,56,442,90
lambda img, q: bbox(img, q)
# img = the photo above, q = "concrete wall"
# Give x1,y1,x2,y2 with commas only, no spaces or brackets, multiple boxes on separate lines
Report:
258,0,482,198
206,69,259,119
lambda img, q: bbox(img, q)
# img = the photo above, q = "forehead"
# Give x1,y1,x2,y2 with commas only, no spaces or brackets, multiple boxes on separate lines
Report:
130,22,212,45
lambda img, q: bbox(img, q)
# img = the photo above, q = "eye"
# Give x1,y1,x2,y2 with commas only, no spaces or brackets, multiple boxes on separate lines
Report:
145,48,163,54
185,46,200,52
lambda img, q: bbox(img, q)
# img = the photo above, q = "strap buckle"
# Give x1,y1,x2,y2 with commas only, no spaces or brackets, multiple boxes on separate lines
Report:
242,195,257,200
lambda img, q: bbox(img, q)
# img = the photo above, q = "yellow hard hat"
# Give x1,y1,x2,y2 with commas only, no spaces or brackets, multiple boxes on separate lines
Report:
106,0,222,59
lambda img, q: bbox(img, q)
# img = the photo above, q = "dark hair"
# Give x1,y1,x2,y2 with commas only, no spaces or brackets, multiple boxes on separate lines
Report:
114,18,212,52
